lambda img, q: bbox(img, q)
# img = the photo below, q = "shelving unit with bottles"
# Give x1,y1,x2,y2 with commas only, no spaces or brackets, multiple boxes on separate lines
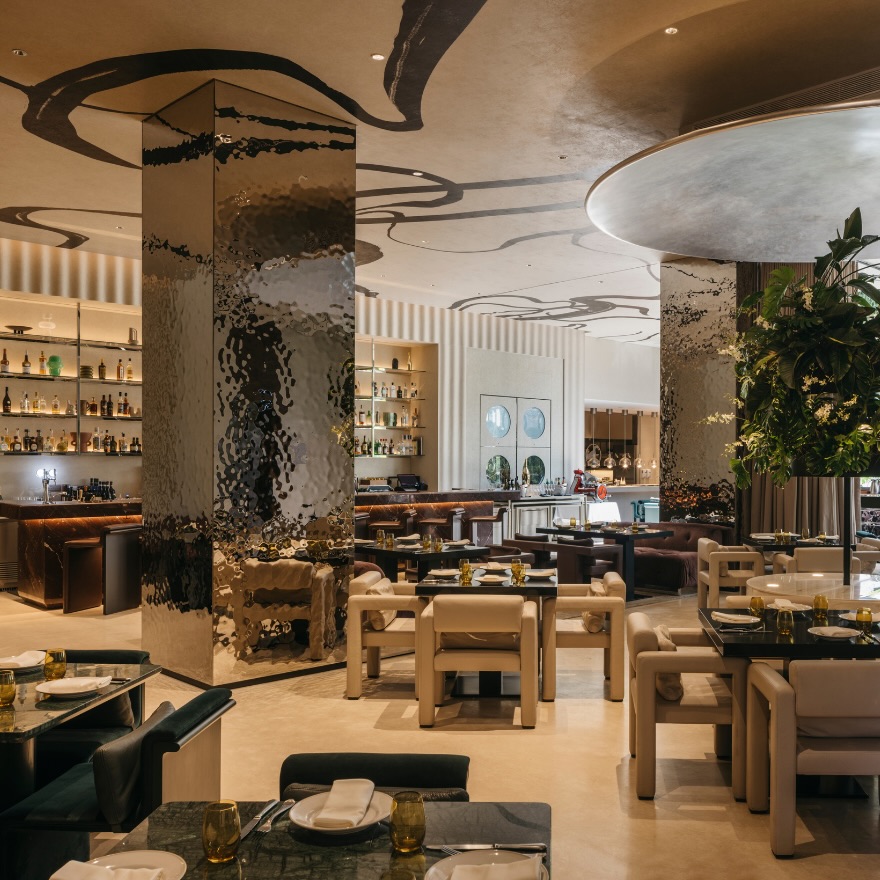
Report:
0,296,143,456
354,338,438,487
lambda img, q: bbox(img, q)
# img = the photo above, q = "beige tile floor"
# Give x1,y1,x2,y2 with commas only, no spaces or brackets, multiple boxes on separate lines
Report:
1,590,879,878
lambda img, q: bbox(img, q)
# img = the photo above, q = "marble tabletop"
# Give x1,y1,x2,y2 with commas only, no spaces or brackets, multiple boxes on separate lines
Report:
110,800,551,879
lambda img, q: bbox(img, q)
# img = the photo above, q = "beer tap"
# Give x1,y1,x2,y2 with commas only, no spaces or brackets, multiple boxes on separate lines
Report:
39,467,56,504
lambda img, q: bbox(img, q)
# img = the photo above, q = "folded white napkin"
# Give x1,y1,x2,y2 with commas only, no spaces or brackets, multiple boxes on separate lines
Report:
769,599,811,611
398,534,422,542
50,861,163,880
312,778,375,828
40,676,112,694
450,857,542,879
446,539,472,547
0,650,45,669
811,626,856,638
711,612,758,625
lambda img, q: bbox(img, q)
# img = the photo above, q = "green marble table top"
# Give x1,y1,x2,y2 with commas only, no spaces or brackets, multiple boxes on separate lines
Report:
111,800,551,878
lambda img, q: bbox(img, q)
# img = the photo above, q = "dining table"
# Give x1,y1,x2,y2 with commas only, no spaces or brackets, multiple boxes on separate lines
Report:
745,572,880,602
355,541,488,581
104,799,552,879
536,525,673,601
742,534,844,555
0,661,161,810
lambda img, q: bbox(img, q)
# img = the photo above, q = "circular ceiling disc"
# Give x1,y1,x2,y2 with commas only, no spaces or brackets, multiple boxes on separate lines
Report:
585,101,880,262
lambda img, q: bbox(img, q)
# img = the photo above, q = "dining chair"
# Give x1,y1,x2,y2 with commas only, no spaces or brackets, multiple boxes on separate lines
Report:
696,538,765,608
345,570,427,698
466,505,508,546
626,611,748,800
774,547,862,574
0,688,235,880
746,660,880,857
418,594,538,728
279,752,470,802
540,571,625,702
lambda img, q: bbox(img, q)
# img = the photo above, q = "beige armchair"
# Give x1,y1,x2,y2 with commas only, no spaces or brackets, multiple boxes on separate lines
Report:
234,557,336,660
626,611,748,800
697,538,765,608
541,571,625,702
773,547,861,574
853,538,880,573
747,660,880,857
346,571,427,698
418,595,538,729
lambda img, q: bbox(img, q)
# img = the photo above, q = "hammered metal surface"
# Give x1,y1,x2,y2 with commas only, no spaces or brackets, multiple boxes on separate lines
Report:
660,259,736,520
142,81,354,684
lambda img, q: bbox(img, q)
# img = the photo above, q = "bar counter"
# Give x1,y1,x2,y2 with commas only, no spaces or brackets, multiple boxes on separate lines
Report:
0,500,142,608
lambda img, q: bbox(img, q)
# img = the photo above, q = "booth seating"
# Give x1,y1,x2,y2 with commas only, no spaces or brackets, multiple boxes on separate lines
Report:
0,689,235,880
62,524,143,614
368,508,417,539
466,506,508,546
554,536,622,583
632,521,735,594
416,506,465,541
279,752,470,802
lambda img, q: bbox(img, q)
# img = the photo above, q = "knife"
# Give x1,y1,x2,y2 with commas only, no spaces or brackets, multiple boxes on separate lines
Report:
425,843,546,853
240,799,280,840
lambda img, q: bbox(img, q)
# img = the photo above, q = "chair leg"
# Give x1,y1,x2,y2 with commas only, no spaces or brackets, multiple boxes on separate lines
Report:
366,646,381,678
714,724,732,758
635,678,657,798
540,601,556,702
608,610,624,702
628,691,637,757
346,615,364,699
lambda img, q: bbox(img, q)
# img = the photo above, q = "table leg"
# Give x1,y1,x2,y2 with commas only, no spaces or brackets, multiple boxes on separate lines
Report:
0,739,35,811
621,539,636,602
371,551,397,580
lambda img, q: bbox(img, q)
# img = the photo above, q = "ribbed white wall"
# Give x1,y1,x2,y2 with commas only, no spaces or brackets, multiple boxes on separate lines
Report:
0,237,140,306
356,295,586,489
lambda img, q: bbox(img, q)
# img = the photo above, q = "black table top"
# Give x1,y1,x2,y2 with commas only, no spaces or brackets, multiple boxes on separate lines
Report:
0,663,160,742
356,543,488,561
416,575,558,597
743,537,845,553
536,526,673,542
699,608,880,659
110,800,552,879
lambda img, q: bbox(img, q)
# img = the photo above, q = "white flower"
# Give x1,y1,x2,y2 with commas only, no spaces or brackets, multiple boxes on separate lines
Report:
814,403,833,423
802,289,814,311
755,315,771,328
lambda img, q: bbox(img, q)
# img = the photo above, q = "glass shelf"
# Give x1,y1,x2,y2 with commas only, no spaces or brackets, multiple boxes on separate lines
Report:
101,416,142,422
354,454,423,459
0,373,78,383
1,412,76,419
80,378,142,387
0,332,77,347
355,425,425,430
354,365,425,374
356,396,425,403
2,450,79,456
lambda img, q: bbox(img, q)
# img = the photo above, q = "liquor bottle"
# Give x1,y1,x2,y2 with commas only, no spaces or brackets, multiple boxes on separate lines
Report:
39,392,46,413
412,408,419,427
354,378,360,396
380,382,388,398
0,431,7,452
381,438,388,455
98,359,107,380
407,350,412,371
100,394,107,417
103,430,111,453
372,381,378,397
126,358,134,381
31,391,39,413
38,351,47,375
397,383,403,399
22,351,31,375
389,381,396,398
90,396,98,416
92,426,101,452
51,394,60,414
410,382,417,398
358,406,365,425
22,428,31,451
109,434,118,454
35,429,44,452
21,391,28,414
56,432,68,452
360,437,368,456
11,430,22,452
117,392,123,415
46,429,55,451
2,387,9,414
400,408,408,426
0,349,8,374
122,392,129,415
116,359,124,381
388,438,395,455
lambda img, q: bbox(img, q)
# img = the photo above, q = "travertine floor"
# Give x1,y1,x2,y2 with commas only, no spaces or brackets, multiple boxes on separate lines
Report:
1,590,878,879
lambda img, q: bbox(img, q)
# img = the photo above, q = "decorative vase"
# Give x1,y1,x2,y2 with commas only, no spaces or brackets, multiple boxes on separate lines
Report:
47,355,62,376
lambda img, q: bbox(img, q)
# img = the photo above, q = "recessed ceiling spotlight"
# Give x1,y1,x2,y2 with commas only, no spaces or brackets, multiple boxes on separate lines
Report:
665,27,678,34
421,240,427,243
412,171,424,177
559,155,567,160
371,53,385,61
115,225,123,230
12,49,27,56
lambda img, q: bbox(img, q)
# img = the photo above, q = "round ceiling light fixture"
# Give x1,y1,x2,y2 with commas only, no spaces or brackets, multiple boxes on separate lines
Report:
664,27,678,34
12,49,27,56
371,53,385,61
412,171,424,177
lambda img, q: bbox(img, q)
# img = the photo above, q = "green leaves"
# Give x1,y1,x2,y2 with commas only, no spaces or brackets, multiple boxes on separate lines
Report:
761,266,797,320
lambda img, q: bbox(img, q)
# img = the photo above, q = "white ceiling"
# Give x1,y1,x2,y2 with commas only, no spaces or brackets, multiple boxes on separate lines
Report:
2,0,880,346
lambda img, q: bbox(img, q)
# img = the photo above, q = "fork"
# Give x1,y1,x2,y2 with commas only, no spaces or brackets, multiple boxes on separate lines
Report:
254,799,295,836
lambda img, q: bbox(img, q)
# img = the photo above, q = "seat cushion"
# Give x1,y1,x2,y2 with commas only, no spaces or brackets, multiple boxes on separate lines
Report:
654,625,683,701
0,762,101,827
93,701,175,826
282,783,469,802
365,581,397,630
440,633,520,650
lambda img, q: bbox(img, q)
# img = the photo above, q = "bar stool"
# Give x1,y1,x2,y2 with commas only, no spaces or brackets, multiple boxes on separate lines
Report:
467,506,508,546
367,508,417,539
416,506,465,541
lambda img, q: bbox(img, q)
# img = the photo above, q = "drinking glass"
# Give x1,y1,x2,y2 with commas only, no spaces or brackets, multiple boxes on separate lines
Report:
44,649,66,681
856,607,874,639
375,529,385,546
569,517,577,528
432,537,443,553
511,561,526,587
389,791,425,853
386,534,395,549
818,532,826,543
202,800,241,864
774,528,783,542
812,593,829,624
748,596,765,618
776,609,794,636
420,534,431,552
0,670,15,707
0,706,14,733
801,527,810,539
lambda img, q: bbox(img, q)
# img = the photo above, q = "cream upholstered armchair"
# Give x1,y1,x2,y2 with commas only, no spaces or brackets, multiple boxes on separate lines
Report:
626,611,748,800
345,571,427,699
418,595,538,729
747,660,880,857
773,546,861,574
541,571,625,702
853,536,880,573
696,538,765,608
234,557,336,660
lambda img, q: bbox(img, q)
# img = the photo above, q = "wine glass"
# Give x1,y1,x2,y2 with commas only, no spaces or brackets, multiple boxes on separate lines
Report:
0,670,15,707
202,800,241,864
43,649,66,681
389,791,425,853
776,609,794,636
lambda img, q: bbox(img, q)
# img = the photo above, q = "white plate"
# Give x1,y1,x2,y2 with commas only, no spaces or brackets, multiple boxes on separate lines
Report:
767,602,811,612
90,850,187,879
839,611,880,623
475,574,508,584
807,626,856,640
354,538,374,545
35,677,111,699
428,569,460,579
0,651,45,671
289,790,393,835
527,569,556,580
480,562,511,573
426,849,548,880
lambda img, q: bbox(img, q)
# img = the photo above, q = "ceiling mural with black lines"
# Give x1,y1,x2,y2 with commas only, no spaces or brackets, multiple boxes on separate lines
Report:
2,0,880,344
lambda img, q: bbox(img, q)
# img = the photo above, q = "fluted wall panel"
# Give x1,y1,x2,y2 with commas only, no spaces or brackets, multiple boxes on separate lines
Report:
356,295,586,488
